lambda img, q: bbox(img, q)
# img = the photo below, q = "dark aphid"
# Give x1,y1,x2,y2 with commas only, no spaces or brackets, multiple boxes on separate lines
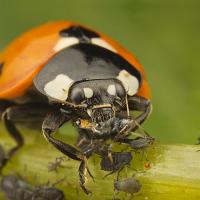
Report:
123,134,155,151
48,157,66,172
114,177,142,194
1,175,65,200
100,152,132,172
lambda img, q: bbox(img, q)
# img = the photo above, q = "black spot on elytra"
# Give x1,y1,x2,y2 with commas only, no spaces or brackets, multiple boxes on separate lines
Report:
59,26,99,43
0,62,4,75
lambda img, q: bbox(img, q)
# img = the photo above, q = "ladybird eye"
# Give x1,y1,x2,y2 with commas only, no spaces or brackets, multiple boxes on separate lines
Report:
115,82,126,98
69,87,85,105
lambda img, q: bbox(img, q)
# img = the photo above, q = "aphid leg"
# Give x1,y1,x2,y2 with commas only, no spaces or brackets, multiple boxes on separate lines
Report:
140,149,149,161
128,96,152,131
112,189,119,200
128,194,134,200
104,162,126,179
115,164,128,181
103,170,115,179
42,110,92,195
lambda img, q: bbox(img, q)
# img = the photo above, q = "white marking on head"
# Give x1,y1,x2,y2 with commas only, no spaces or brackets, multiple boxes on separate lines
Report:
117,70,139,96
83,88,94,98
87,109,92,117
44,74,74,101
54,37,79,52
107,84,116,96
91,38,117,53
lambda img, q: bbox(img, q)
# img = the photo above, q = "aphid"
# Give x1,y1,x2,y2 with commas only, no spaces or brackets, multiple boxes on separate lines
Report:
100,152,132,174
114,177,142,194
48,157,66,172
122,133,155,151
1,175,65,200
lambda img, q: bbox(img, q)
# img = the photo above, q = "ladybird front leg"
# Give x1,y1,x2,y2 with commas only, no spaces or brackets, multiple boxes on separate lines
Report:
42,109,84,161
127,96,152,131
42,110,92,195
0,100,14,117
114,96,152,138
113,96,152,142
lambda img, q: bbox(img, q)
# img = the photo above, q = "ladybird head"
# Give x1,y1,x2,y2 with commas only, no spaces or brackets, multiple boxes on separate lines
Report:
34,67,140,124
67,79,127,123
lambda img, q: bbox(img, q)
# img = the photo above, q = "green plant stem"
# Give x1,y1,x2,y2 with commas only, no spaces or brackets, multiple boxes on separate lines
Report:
0,126,200,200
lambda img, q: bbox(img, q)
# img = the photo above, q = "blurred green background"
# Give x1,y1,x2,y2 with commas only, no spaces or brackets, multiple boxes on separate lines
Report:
0,0,200,144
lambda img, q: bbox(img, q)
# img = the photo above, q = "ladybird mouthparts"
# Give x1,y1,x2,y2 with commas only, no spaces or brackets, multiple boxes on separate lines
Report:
91,107,114,123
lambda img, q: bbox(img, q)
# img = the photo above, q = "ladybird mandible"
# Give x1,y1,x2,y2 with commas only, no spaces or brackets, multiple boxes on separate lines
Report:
0,21,152,194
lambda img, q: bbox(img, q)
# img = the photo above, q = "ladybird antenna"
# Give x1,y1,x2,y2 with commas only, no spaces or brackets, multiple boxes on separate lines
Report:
125,94,130,117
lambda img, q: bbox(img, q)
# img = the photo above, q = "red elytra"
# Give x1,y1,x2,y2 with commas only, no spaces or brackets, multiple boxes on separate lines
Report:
0,21,151,100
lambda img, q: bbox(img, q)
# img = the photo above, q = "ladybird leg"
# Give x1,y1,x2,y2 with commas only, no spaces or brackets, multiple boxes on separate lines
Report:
128,96,152,125
0,103,52,170
0,100,14,116
42,110,92,194
113,97,151,141
42,110,84,161
127,96,152,131
2,111,24,159
43,130,92,194
0,144,7,173
1,108,25,171
0,100,15,162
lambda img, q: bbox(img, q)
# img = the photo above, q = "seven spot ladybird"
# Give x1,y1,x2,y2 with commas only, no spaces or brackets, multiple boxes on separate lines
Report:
0,21,152,194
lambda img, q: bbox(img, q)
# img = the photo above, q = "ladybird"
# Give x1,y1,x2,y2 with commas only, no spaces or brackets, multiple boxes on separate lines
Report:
0,21,152,194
